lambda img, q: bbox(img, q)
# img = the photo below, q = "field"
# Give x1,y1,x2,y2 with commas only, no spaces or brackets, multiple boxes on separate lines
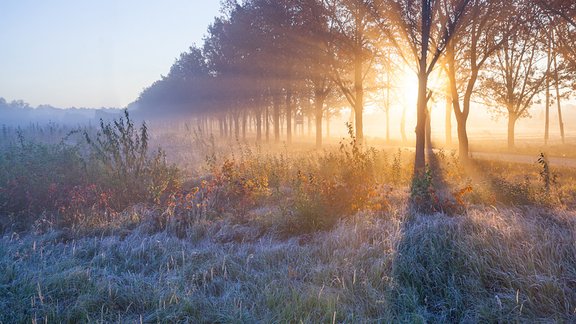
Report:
1,116,576,322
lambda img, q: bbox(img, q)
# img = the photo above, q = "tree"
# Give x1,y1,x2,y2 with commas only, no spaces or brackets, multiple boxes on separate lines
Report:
537,0,576,28
445,0,512,163
373,0,470,173
547,20,573,144
537,1,576,73
242,0,305,144
203,3,280,141
532,5,575,145
133,45,214,121
326,0,380,144
480,11,547,149
296,0,337,148
370,48,404,144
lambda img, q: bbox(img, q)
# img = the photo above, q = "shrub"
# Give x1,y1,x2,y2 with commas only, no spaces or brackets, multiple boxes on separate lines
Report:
208,158,270,220
391,149,403,185
0,112,182,232
282,124,388,234
83,110,180,209
410,166,436,213
0,135,85,231
55,184,115,228
489,176,534,206
410,166,471,215
538,153,557,197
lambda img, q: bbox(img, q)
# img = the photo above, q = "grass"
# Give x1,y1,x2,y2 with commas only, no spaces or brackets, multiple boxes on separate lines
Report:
1,205,575,322
1,121,576,322
469,138,576,159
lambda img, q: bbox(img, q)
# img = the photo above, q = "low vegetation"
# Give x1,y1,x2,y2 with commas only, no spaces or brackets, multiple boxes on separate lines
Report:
0,112,179,233
1,115,576,322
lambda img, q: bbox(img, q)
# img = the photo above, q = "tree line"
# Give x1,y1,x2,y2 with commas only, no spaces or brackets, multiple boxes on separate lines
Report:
133,0,576,174
0,97,120,126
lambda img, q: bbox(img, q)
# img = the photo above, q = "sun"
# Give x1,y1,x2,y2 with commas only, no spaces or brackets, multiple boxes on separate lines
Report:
397,69,420,105
397,68,448,104
393,67,452,138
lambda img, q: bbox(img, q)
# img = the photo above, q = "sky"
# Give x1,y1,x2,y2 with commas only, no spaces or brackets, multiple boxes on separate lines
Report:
0,0,222,108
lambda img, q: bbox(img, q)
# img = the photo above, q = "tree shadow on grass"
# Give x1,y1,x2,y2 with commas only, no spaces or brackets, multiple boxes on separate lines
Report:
388,144,473,321
408,143,456,215
388,149,576,322
464,157,542,206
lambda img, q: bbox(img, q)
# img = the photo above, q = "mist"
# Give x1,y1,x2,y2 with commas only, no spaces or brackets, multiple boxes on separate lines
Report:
0,97,122,127
2,0,576,323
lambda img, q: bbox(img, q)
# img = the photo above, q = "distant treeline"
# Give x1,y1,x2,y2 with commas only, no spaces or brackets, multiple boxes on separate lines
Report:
0,97,121,126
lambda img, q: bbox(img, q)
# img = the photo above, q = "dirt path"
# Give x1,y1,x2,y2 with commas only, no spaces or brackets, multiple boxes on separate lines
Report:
395,145,576,168
470,151,576,168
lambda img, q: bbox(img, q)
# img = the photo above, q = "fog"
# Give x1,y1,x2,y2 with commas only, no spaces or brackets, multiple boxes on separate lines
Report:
3,95,574,150
0,98,121,127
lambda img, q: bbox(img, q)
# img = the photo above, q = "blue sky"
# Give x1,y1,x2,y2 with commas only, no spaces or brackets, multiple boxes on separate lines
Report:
0,0,222,108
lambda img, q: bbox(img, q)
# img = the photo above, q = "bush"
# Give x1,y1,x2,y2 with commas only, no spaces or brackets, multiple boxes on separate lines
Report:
282,124,388,234
0,134,86,231
410,166,471,215
0,111,182,232
83,110,180,209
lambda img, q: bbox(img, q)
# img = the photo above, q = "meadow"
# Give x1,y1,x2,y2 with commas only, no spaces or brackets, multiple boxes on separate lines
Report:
1,114,576,323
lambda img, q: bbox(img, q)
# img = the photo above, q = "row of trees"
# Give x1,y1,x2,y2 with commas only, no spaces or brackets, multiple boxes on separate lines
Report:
133,0,576,173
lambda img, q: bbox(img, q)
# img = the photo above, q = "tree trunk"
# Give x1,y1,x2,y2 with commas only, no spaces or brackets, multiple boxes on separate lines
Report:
386,72,391,144
425,107,432,152
228,116,232,137
545,36,551,145
265,105,270,143
507,114,517,149
256,108,262,142
415,0,431,174
445,87,452,146
545,77,550,145
219,117,224,138
326,112,331,139
354,53,364,144
273,93,280,143
315,94,325,148
242,112,247,140
293,110,298,138
306,112,313,137
355,102,363,144
456,114,469,161
447,40,476,165
415,71,428,173
209,117,213,136
286,88,292,145
553,52,565,144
